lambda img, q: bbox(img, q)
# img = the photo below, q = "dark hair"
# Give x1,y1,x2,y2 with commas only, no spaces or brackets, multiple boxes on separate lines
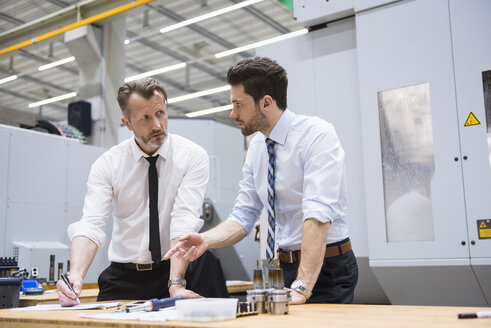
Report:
117,78,168,117
227,56,288,110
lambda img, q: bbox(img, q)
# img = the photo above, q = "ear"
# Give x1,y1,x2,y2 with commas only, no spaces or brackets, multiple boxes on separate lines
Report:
121,116,133,131
262,95,274,111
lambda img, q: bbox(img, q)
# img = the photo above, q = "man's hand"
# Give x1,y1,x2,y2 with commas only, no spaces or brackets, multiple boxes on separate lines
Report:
169,285,202,299
164,233,208,262
289,289,307,305
56,274,83,307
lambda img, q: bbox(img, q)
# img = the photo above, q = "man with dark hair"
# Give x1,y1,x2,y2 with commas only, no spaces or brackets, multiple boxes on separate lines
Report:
57,78,209,305
166,57,358,304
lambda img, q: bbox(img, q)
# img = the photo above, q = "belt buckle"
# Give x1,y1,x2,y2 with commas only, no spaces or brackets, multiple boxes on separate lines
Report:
136,263,152,271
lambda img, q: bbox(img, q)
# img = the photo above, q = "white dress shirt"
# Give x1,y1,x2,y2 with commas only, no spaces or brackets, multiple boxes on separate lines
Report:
68,134,209,264
229,109,349,250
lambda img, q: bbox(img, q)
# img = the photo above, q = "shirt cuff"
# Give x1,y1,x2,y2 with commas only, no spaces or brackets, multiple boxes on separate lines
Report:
67,221,106,249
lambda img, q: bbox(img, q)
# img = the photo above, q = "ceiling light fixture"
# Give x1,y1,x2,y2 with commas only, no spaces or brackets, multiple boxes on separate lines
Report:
215,28,309,58
0,74,18,85
159,0,264,35
168,85,231,104
38,56,76,71
186,104,233,118
124,62,187,82
28,92,77,108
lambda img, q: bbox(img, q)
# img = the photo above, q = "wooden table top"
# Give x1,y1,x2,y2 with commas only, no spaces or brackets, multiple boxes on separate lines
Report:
19,282,253,307
1,303,490,328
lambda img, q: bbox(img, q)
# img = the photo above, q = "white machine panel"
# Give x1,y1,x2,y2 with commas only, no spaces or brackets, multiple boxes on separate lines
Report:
0,127,10,256
356,0,468,261
8,128,69,206
449,0,491,259
293,0,354,27
449,0,491,304
354,0,399,12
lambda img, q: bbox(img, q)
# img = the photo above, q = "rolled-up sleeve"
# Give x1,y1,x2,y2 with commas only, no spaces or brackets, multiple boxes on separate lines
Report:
302,124,346,224
169,147,209,240
228,151,263,235
67,156,112,249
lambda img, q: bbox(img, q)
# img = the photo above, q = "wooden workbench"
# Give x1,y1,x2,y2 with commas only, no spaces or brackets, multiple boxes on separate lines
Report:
19,281,253,307
1,303,489,328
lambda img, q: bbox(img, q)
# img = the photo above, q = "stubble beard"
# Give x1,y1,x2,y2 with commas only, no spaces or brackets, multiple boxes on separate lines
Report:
135,128,167,148
240,104,270,136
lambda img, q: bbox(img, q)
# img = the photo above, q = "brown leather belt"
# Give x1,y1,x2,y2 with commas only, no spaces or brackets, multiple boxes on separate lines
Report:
278,238,352,264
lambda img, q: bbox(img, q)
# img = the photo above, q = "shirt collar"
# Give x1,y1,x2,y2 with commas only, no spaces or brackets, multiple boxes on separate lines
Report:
129,134,171,162
267,109,294,146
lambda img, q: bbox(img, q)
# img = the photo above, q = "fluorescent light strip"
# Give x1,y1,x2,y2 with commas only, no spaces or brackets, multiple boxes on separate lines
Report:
215,29,309,58
160,0,264,34
0,75,18,85
38,56,75,71
124,63,187,83
168,85,230,104
186,104,233,118
28,92,77,108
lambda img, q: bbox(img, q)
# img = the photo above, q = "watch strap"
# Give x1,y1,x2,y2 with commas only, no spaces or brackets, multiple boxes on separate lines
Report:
168,278,186,289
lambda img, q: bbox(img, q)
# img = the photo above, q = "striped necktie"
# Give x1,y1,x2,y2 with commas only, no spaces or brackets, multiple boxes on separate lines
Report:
265,138,276,264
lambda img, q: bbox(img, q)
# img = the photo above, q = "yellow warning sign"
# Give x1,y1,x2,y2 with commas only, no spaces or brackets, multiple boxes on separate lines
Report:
477,219,491,239
464,112,481,127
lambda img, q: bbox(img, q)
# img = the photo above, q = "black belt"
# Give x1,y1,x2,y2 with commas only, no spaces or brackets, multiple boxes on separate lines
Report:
111,260,168,272
278,238,352,264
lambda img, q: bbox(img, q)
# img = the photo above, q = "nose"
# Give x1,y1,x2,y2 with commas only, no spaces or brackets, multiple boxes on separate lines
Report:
229,107,237,119
151,117,161,130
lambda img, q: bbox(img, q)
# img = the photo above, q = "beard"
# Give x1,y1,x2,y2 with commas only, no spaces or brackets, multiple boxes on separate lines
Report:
238,104,270,136
135,128,167,148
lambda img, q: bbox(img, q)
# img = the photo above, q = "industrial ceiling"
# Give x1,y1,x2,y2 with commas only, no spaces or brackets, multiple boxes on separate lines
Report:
0,0,302,128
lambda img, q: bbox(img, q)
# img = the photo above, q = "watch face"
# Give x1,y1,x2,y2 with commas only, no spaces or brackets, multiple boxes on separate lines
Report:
291,280,302,289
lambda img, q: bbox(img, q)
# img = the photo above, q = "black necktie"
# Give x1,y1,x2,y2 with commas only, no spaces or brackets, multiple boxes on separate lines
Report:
145,155,161,264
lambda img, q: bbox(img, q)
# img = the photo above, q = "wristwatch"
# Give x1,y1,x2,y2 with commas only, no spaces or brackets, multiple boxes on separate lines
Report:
168,278,187,289
290,279,312,300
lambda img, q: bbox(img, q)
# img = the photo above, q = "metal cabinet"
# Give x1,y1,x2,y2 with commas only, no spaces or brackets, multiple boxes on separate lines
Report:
357,0,490,306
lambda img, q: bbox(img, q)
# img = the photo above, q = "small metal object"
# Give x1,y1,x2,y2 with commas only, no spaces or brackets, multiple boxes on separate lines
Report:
57,262,63,281
253,260,263,289
267,289,290,315
49,255,55,282
247,289,268,314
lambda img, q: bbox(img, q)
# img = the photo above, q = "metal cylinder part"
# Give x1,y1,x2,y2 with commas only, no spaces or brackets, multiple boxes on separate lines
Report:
57,262,63,281
247,289,268,314
49,254,55,282
267,289,290,315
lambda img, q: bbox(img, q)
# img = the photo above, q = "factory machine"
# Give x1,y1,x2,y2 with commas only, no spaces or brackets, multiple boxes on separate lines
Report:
258,0,490,306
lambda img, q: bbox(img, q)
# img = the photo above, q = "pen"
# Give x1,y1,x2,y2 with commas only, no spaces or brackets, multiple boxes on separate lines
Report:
458,311,491,319
61,274,80,304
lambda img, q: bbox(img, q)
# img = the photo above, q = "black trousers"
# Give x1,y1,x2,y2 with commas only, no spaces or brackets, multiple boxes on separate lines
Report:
281,248,358,304
97,260,177,301
97,250,229,301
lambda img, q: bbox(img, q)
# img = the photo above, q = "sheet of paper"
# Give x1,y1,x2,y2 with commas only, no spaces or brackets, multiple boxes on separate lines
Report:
79,308,178,322
11,302,122,312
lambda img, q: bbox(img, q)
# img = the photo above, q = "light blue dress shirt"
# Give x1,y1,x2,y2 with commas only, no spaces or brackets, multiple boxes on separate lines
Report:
229,109,349,250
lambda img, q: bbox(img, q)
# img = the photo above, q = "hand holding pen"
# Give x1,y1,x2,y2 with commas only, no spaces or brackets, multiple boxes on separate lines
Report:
57,274,81,306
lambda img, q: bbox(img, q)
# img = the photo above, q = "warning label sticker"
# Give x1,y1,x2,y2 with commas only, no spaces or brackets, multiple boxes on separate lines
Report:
477,219,491,239
464,112,481,127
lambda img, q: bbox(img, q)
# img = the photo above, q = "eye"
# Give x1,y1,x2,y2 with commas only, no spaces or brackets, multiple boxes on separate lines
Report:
142,115,149,120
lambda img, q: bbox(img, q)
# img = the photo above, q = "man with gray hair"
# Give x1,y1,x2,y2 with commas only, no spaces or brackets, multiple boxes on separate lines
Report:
57,78,209,304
